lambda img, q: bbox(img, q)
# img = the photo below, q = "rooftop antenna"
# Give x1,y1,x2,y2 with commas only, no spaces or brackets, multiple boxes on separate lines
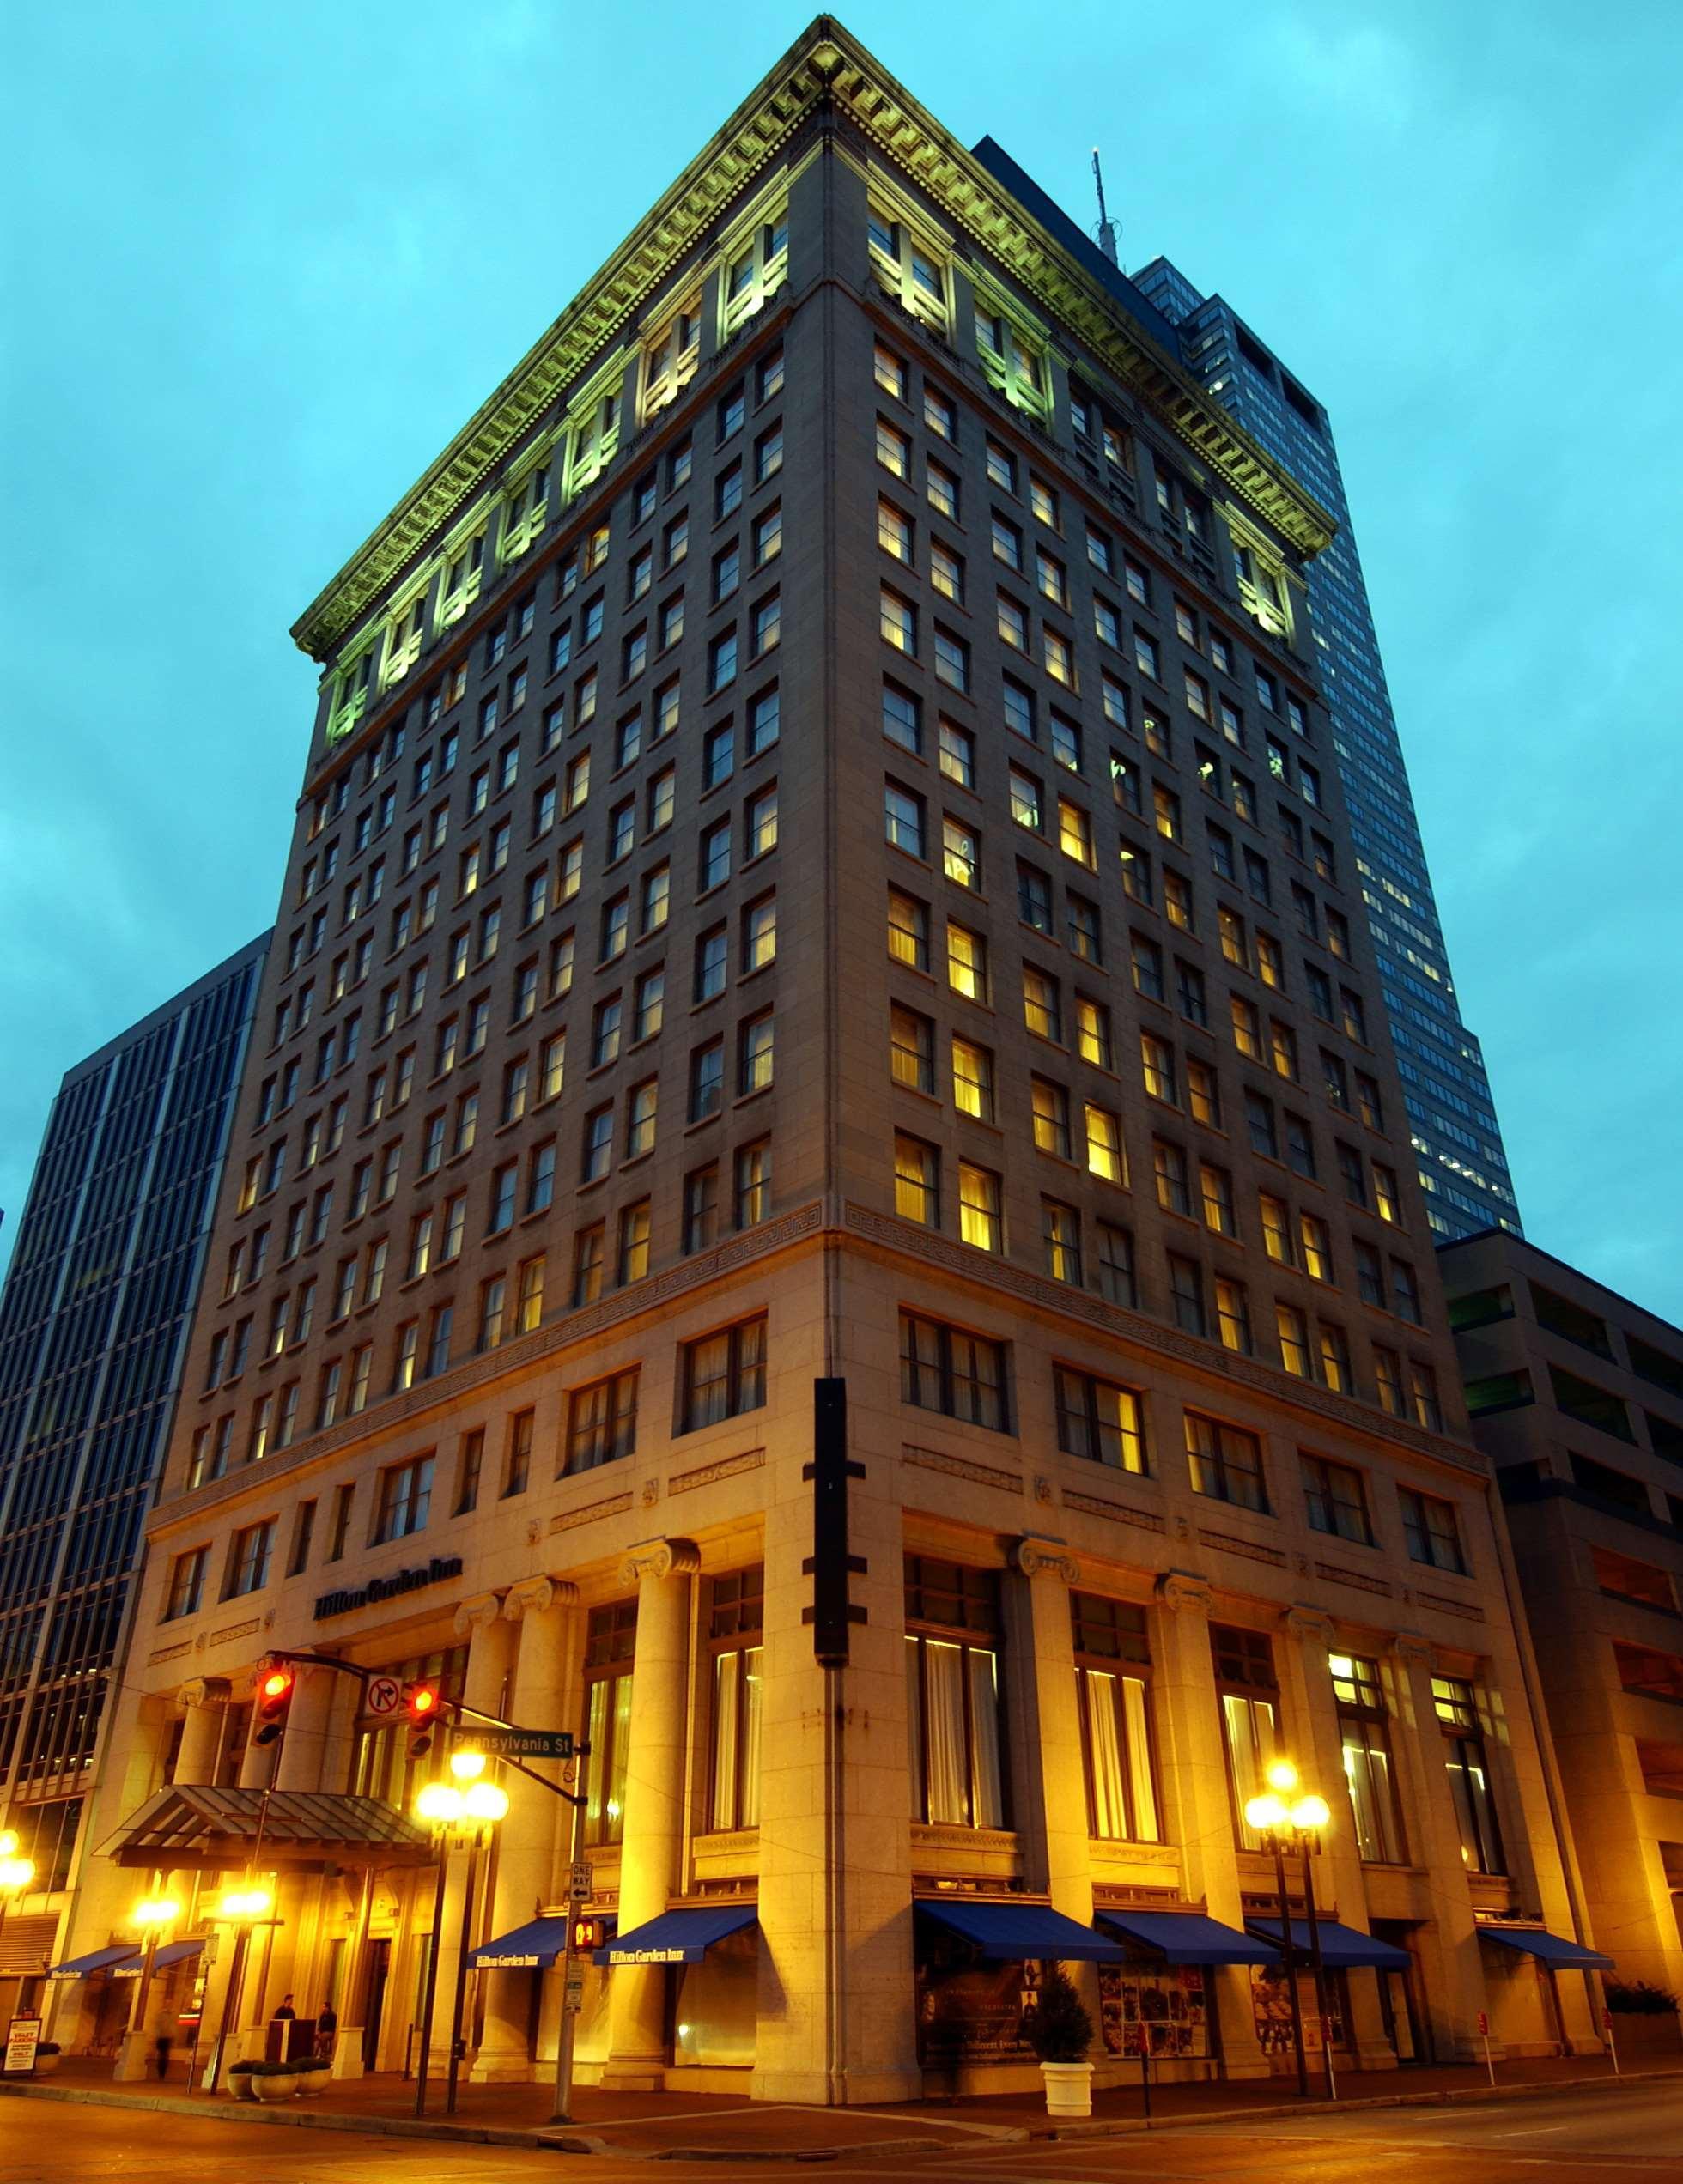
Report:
1091,149,1120,269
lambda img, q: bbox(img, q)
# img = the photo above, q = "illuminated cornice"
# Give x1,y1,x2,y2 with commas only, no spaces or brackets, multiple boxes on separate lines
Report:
292,16,1331,662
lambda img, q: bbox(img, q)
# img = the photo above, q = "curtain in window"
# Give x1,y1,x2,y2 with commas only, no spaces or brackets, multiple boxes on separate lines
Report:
1446,1742,1503,1873
1341,1729,1401,1863
1084,1670,1127,1838
969,1647,1003,1828
711,1646,763,1829
586,1672,633,1845
922,1641,969,1823
1121,1676,1158,1841
1222,1692,1278,1847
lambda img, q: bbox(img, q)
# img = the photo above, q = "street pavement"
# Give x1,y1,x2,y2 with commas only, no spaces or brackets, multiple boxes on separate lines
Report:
3,2078,1683,2182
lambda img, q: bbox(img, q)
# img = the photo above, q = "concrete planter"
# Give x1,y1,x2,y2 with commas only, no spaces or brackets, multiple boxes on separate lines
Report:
1040,2060,1093,2117
252,2070,298,2101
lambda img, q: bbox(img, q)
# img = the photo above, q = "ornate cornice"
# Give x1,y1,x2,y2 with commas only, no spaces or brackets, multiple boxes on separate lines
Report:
290,17,1329,664
1012,1535,1079,1586
619,1538,702,1586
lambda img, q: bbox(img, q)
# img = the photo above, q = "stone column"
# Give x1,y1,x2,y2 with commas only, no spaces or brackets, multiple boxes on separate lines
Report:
1389,1633,1485,2061
472,1576,579,2083
1276,1606,1393,2070
600,1538,698,2092
275,1657,338,1793
1151,1571,1270,2078
173,1679,231,1785
421,1592,514,2073
1007,1538,1091,1923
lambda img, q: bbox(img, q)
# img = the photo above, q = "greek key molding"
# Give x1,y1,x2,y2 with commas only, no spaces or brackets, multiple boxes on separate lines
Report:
1196,1526,1288,1570
1061,1487,1165,1536
154,1201,824,1541
1012,1535,1079,1585
668,1447,766,1496
149,1641,195,1670
502,1576,578,1622
1417,1589,1486,1623
1315,1560,1393,1597
901,1442,1024,1496
550,1491,634,1535
619,1538,702,1586
454,1591,506,1637
1155,1570,1212,1616
208,1617,263,1649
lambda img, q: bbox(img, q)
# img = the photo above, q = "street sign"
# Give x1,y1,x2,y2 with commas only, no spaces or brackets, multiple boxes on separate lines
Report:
568,1861,592,1901
471,1726,574,1760
364,1674,404,1718
3,2018,40,2075
564,1981,584,2013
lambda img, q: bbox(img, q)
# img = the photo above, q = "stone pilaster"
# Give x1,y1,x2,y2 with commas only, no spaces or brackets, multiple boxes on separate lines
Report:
1388,1633,1485,2060
173,1679,231,1786
1006,1538,1090,1923
600,1539,698,2091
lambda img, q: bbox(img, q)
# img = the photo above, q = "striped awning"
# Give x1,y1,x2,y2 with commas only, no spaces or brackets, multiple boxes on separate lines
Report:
100,1787,432,1870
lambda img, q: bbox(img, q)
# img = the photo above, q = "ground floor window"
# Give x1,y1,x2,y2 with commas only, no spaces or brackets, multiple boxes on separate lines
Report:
1097,1961,1212,2060
672,1924,757,2067
914,1926,1038,2066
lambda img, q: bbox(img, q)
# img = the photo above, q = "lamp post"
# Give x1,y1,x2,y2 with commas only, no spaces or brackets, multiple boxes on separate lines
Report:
204,1886,273,2093
411,1752,507,2121
113,1892,179,2081
0,1839,36,1969
1245,1760,1335,2101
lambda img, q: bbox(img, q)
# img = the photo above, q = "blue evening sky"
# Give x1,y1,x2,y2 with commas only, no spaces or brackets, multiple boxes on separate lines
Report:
3,3,1680,1317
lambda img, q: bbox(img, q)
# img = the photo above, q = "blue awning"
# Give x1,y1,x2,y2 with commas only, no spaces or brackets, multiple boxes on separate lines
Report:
47,1944,138,1981
1097,1910,1277,1966
1248,1919,1411,1970
470,1917,574,1970
918,1899,1121,1963
595,1905,756,1966
112,1938,205,1977
1479,1926,1614,1970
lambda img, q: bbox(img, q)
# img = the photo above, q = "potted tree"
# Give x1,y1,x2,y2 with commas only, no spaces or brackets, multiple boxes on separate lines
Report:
1025,1964,1095,2119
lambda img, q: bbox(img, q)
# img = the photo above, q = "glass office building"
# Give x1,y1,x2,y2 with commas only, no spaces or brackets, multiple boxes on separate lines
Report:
1130,256,1520,1240
0,933,267,1953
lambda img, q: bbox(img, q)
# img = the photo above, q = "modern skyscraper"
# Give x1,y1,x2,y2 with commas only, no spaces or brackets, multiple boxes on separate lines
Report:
64,19,1597,2102
1439,1228,1683,1997
1126,252,1521,1242
0,933,268,2004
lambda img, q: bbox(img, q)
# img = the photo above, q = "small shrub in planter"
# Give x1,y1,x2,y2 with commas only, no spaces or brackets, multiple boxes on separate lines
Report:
1025,1966,1096,2119
292,2058,328,2096
1606,1981,1680,2016
251,2060,299,2101
227,2059,258,2102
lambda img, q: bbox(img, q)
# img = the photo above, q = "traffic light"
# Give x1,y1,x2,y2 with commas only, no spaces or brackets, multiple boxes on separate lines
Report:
407,1682,443,1757
252,1665,295,1746
570,1915,602,1954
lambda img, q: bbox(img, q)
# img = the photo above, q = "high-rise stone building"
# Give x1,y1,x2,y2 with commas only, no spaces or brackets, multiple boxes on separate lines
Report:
1124,252,1521,1244
1439,1229,1683,1998
64,19,1602,2102
0,934,267,2008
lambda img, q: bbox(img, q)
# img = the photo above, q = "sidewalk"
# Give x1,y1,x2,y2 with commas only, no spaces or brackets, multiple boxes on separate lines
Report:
0,2051,1676,2158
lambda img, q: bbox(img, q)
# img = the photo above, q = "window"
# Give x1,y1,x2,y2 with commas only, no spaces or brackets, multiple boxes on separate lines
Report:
890,1003,934,1094
1023,966,1061,1044
894,1132,939,1225
876,416,911,477
739,1010,775,1094
947,919,987,1002
1434,1677,1504,1873
374,1455,434,1544
1330,1653,1405,1864
697,1568,766,1833
164,1547,208,1622
943,815,980,889
1302,1454,1372,1544
1152,1138,1190,1217
1186,1411,1267,1511
1072,1594,1159,1842
681,1315,767,1429
566,1368,638,1473
900,1311,1009,1429
957,1161,1002,1252
1097,1222,1136,1307
1057,1368,1145,1473
884,780,925,858
583,1600,635,1847
734,1138,770,1228
1215,1277,1252,1354
1212,1623,1280,1847
1030,1076,1071,1158
904,1556,1006,1829
226,1520,275,1599
1085,1101,1124,1185
1400,1489,1467,1573
1043,1198,1081,1284
1276,1302,1311,1378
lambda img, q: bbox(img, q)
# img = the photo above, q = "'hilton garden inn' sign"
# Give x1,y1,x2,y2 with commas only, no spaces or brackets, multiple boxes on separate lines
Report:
314,1555,463,1621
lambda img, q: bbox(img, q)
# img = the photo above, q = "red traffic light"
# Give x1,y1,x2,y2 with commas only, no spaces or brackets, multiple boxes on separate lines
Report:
252,1665,295,1744
408,1685,439,1719
406,1682,444,1756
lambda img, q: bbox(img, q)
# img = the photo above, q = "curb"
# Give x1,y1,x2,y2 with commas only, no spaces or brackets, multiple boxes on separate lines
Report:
2,2061,1678,2159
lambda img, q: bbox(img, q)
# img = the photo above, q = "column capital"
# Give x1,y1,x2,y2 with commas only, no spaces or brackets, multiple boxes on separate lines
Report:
1392,1631,1436,1667
454,1590,507,1637
177,1676,231,1709
1154,1568,1212,1616
502,1576,579,1621
1012,1535,1079,1585
1280,1605,1335,1646
618,1538,701,1586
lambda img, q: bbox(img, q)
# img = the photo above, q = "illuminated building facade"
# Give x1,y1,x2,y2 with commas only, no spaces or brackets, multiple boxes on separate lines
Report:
63,20,1600,2100
1440,1230,1683,1996
0,934,267,2013
1127,253,1521,1242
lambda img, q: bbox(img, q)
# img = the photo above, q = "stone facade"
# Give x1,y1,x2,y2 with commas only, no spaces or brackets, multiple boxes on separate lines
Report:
54,19,1600,2101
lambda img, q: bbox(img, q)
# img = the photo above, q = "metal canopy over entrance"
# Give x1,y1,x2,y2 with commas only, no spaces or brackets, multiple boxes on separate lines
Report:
100,1786,433,1871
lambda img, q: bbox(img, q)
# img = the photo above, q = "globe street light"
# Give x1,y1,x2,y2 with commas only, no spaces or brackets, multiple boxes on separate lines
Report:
112,1894,180,2080
204,1886,274,2094
0,1847,36,2024
1245,1759,1336,2100
412,1768,507,2120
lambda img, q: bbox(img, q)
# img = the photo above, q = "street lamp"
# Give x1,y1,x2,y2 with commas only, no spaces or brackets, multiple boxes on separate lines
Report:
113,1894,179,2080
412,1768,507,2120
1245,1759,1336,2100
204,1886,274,2094
0,1843,36,2012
